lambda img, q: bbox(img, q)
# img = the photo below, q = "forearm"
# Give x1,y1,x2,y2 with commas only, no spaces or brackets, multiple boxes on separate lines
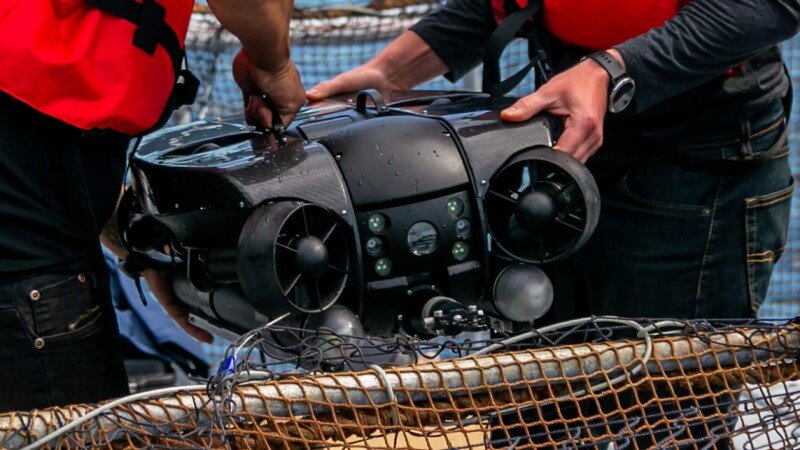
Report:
207,0,294,73
409,0,497,81
615,0,800,111
368,31,449,90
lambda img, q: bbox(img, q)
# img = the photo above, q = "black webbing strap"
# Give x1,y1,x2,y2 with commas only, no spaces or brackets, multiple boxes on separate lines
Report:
482,0,545,97
85,0,183,74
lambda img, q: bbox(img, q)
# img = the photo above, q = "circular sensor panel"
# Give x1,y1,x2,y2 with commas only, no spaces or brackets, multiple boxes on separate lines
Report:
407,221,439,256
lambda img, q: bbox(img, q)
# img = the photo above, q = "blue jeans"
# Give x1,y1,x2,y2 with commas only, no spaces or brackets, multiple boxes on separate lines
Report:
567,100,792,449
579,99,793,320
494,101,793,449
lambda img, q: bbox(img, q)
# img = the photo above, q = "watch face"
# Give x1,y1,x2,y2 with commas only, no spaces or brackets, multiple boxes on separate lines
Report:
610,77,636,113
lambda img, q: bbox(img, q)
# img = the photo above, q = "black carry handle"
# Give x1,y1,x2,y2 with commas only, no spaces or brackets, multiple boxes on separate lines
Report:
355,89,389,114
482,0,549,97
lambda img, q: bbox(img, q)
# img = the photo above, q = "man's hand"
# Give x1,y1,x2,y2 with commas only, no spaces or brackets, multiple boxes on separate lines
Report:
501,50,625,163
306,64,401,101
141,269,214,344
208,0,302,127
233,49,305,129
306,31,448,102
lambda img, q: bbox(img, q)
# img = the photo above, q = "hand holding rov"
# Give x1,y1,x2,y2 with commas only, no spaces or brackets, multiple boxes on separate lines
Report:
233,49,305,129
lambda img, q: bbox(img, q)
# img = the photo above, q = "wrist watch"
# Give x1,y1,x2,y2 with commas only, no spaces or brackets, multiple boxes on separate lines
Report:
585,51,636,114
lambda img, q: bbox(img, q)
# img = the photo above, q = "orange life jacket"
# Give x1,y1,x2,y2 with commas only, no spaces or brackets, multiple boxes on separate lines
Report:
0,0,194,135
491,0,692,50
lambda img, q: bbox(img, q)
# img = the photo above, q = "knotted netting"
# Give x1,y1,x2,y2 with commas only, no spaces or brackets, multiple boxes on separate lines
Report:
2,317,799,449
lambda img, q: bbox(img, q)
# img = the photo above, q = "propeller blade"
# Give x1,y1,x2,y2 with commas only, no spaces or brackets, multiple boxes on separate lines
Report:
277,242,298,254
300,206,310,237
282,273,302,296
313,281,323,308
555,214,585,232
488,189,518,205
528,161,539,185
326,264,348,275
321,221,337,243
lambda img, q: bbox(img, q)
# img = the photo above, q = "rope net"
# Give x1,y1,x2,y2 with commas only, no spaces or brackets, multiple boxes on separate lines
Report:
2,317,799,449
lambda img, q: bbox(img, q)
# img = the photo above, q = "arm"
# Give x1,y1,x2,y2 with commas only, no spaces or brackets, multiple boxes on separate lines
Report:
503,0,800,162
616,0,800,112
207,0,306,127
307,0,493,99
207,0,293,74
408,0,497,81
307,32,448,100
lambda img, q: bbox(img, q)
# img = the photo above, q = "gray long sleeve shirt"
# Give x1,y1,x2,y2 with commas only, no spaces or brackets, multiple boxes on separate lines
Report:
411,0,800,139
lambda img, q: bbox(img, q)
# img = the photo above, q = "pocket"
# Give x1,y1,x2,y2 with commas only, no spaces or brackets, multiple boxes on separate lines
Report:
27,276,129,405
745,179,795,313
616,158,716,218
16,272,103,347
40,306,104,347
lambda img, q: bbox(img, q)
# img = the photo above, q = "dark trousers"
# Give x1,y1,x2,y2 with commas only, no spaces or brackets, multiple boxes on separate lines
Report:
579,99,793,320
0,272,129,411
583,100,791,449
0,93,130,411
494,100,793,449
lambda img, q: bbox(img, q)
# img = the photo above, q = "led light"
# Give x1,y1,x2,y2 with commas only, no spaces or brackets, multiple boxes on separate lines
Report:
374,258,392,277
455,218,471,239
451,241,470,261
407,221,439,255
366,237,383,257
368,214,387,234
446,197,464,218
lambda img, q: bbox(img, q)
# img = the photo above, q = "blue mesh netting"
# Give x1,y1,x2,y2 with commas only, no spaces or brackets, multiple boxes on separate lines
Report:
760,38,800,319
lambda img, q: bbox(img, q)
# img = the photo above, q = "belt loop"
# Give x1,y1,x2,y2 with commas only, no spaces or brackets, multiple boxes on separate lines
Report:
740,117,753,159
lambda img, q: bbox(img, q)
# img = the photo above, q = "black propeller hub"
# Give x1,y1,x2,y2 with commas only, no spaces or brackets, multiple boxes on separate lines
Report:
294,236,329,278
515,186,558,231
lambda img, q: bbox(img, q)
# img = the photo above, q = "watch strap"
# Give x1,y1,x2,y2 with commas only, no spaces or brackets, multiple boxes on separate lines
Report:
587,51,626,83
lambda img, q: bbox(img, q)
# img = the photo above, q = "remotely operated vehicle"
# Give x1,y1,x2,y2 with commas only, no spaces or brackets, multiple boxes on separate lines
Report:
119,90,600,353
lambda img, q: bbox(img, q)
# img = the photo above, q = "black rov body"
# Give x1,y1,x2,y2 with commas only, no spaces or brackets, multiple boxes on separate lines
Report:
120,90,600,347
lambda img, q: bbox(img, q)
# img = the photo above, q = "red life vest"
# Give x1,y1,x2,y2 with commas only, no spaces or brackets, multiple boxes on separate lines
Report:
0,0,194,135
491,0,692,50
